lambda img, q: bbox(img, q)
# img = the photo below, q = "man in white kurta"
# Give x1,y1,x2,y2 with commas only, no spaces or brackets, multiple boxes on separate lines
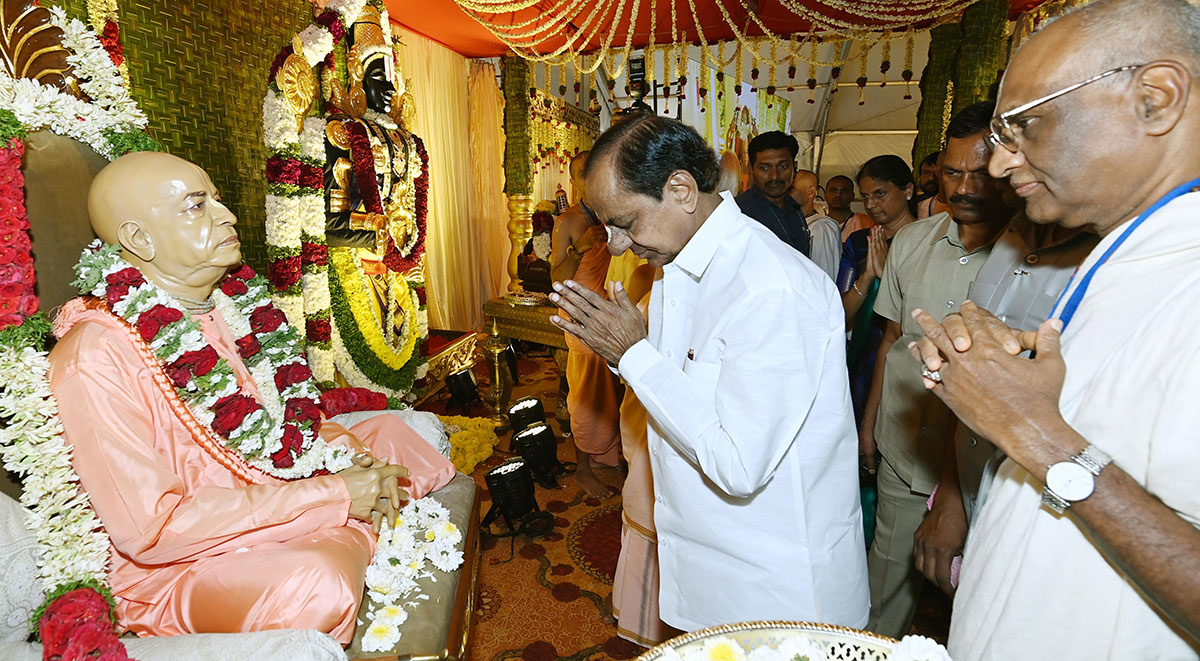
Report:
550,114,869,632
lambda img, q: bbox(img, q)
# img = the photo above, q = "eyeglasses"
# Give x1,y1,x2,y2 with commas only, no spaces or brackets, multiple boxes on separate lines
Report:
987,64,1145,153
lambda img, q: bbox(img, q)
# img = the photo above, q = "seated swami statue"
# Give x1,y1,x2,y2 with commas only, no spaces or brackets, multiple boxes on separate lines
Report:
46,151,456,643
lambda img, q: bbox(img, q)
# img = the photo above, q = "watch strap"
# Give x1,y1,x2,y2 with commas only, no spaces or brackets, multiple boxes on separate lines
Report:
1072,444,1112,476
1041,487,1070,514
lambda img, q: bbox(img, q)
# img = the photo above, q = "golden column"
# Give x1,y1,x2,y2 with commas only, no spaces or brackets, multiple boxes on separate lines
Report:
506,194,534,291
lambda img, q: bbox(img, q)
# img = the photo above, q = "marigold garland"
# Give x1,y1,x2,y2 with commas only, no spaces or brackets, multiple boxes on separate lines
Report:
438,416,499,474
328,247,425,397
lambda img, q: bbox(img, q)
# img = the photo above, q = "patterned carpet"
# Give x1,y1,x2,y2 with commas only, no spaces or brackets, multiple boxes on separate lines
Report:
419,345,642,660
417,345,949,660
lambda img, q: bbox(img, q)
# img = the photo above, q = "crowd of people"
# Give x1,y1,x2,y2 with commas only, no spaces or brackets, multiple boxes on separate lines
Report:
549,0,1200,658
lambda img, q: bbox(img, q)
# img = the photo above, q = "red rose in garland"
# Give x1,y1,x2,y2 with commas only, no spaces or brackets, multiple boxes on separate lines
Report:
136,305,183,342
249,305,286,333
274,362,314,390
166,347,220,387
210,394,258,438
221,276,248,297
235,334,262,359
271,424,305,467
284,396,321,424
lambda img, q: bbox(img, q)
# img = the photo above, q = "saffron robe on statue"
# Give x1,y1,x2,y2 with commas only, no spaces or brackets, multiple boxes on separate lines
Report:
564,241,622,465
48,301,456,644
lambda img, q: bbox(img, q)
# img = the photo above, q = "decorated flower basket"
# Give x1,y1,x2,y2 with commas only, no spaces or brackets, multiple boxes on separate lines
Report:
638,620,951,661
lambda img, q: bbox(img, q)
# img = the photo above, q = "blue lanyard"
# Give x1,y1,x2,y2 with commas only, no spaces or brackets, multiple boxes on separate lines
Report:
1052,177,1200,331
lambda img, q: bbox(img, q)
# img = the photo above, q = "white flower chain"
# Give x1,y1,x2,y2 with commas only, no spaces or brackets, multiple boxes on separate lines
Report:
0,345,111,593
0,8,146,159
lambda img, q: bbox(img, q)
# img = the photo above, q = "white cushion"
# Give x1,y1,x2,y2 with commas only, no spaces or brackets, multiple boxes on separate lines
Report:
330,409,451,458
0,492,42,643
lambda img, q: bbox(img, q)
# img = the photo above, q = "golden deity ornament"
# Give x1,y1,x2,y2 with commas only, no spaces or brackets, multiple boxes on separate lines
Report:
277,36,316,133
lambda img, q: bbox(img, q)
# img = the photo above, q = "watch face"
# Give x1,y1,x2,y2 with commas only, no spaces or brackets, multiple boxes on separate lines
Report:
1047,462,1095,502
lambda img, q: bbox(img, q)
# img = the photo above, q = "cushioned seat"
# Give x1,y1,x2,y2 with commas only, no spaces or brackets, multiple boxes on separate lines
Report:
346,472,481,660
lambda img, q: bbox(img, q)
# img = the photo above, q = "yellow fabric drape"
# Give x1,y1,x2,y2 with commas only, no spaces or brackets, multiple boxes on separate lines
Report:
467,60,510,298
398,27,481,331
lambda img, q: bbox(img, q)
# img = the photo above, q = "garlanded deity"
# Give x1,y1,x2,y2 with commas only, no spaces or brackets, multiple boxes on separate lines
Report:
264,0,428,402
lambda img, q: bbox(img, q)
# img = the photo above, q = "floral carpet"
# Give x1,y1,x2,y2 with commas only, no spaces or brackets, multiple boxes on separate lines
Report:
416,345,948,660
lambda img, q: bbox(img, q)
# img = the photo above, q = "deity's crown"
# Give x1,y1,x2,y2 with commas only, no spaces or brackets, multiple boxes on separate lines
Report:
351,5,392,68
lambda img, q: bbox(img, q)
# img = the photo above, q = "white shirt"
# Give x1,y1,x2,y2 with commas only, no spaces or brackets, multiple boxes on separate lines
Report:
949,193,1200,660
618,192,869,632
806,213,841,282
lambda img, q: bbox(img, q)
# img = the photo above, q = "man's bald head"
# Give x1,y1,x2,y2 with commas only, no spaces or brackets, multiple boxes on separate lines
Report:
790,169,820,213
1036,0,1200,81
569,150,590,203
991,0,1200,234
717,151,742,194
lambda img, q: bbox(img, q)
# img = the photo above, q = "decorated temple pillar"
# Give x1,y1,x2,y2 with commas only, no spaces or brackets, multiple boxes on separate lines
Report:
911,23,962,167
953,0,1010,113
501,55,533,292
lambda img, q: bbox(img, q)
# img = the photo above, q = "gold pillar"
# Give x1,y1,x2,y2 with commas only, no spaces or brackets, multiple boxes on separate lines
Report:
506,194,534,292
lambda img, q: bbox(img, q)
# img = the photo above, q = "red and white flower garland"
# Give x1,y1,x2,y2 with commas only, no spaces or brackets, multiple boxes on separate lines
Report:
72,241,354,478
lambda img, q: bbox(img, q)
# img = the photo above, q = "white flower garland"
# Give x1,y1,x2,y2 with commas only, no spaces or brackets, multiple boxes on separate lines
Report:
532,233,552,261
360,498,463,653
0,345,111,593
0,7,146,159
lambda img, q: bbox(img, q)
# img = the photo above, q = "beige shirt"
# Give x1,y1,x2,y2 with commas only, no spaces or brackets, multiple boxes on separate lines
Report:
873,213,997,495
949,193,1200,660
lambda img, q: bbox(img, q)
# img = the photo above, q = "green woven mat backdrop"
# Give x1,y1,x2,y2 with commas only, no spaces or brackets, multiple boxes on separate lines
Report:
51,0,315,272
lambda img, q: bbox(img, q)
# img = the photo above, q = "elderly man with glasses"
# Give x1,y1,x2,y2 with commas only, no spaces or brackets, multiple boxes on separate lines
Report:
908,0,1200,658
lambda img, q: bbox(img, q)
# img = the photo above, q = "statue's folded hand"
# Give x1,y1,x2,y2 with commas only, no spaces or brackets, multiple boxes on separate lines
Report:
337,463,411,531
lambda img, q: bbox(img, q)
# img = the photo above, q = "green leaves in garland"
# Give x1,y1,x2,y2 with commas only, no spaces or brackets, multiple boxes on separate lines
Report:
327,261,424,394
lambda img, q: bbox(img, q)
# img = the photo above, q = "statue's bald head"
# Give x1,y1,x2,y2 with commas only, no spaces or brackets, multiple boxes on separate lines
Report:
87,151,241,287
89,151,200,245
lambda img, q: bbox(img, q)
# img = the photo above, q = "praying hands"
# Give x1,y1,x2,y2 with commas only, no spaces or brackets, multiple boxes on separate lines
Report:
906,300,1079,476
549,279,647,366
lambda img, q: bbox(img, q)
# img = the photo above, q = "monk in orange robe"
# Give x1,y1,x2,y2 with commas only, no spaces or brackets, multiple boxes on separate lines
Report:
48,152,455,644
551,151,622,498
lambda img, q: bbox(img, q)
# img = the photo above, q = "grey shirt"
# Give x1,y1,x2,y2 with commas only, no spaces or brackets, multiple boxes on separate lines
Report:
957,217,1099,521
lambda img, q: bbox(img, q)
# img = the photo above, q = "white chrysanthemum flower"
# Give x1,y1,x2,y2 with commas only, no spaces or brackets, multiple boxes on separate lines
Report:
890,635,952,661
360,618,400,654
692,637,748,661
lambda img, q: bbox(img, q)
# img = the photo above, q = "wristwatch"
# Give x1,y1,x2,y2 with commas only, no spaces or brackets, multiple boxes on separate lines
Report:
1041,444,1113,514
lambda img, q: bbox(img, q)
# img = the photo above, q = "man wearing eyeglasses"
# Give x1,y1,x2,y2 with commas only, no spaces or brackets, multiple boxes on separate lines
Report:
907,0,1200,658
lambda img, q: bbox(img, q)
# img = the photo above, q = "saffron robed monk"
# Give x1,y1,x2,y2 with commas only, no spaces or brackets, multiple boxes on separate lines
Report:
47,151,455,643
